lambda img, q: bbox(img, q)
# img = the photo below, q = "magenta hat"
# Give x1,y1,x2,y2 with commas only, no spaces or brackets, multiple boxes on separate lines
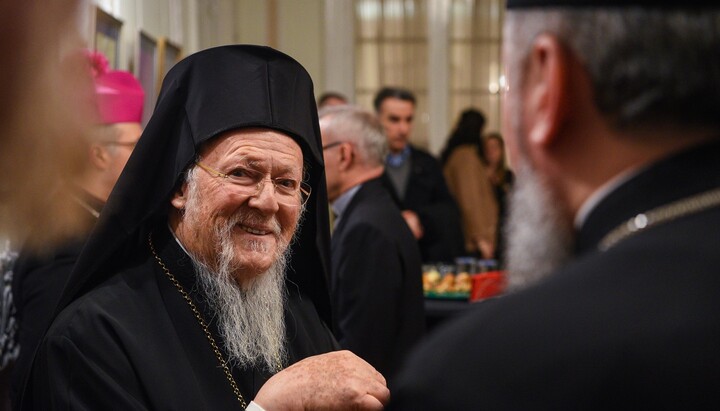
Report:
88,51,144,124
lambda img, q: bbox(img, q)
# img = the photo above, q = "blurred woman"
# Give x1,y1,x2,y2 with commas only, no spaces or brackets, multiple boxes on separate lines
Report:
440,109,498,259
484,132,515,264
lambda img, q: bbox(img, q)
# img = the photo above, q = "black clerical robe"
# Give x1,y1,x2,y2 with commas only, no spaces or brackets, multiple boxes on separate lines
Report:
28,228,338,409
390,140,720,409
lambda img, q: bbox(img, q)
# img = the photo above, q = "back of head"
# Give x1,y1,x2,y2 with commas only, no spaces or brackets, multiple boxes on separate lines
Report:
441,108,487,165
373,87,416,112
505,1,720,134
319,105,388,167
317,92,348,109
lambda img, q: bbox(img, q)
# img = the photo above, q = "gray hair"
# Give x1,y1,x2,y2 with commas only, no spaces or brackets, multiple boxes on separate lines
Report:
88,124,123,154
505,8,720,131
319,105,388,167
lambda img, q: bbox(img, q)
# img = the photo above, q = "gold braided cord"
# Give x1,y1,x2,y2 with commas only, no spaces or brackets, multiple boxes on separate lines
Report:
148,233,247,409
599,187,720,251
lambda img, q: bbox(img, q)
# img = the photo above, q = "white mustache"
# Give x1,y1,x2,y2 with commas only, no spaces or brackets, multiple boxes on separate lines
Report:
228,210,282,237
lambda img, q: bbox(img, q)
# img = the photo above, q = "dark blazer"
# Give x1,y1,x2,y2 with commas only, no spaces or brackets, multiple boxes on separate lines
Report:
382,145,464,262
390,140,720,410
331,178,425,382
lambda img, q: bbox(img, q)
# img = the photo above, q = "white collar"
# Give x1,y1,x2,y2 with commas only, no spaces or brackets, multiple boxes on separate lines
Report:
573,166,644,230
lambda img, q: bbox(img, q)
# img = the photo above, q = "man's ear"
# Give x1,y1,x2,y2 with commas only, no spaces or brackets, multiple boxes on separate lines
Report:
171,181,189,210
88,143,110,170
338,143,354,171
524,34,572,148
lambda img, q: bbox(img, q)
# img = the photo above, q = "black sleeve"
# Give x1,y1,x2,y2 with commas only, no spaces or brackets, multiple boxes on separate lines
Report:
31,329,150,410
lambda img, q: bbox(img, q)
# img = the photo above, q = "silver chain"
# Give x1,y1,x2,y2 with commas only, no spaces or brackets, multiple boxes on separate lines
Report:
599,187,720,251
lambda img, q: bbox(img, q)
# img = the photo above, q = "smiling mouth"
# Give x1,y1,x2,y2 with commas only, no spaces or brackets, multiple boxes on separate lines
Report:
239,224,271,236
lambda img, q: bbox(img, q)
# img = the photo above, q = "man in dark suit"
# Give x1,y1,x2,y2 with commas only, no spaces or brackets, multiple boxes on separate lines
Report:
391,0,720,409
374,87,464,262
320,105,425,383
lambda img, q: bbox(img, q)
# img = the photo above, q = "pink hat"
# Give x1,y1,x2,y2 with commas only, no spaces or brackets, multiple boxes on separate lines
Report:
88,51,145,124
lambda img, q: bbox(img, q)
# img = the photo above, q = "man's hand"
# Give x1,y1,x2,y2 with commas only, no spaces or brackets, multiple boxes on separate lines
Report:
477,238,495,260
254,350,390,410
401,210,424,239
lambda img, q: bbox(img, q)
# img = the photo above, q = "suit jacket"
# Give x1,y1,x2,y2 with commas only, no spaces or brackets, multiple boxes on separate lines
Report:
331,178,425,382
390,139,720,410
383,145,464,262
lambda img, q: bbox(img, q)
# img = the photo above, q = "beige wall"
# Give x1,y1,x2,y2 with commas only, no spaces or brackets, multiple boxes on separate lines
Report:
234,0,326,95
92,0,327,119
276,0,324,94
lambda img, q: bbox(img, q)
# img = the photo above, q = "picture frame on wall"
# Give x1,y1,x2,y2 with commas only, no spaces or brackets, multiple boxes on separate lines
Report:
157,37,183,92
94,7,123,69
138,31,158,127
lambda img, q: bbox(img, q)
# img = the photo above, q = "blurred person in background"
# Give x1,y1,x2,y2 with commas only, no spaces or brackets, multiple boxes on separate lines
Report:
10,51,144,406
374,87,464,263
320,105,424,384
440,108,499,259
484,132,515,264
317,91,349,109
391,0,720,409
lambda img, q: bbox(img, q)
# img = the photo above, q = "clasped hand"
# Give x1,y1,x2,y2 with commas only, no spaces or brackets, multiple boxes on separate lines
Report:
254,350,390,410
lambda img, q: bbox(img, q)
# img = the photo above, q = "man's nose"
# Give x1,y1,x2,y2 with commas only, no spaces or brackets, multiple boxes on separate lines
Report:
248,178,280,213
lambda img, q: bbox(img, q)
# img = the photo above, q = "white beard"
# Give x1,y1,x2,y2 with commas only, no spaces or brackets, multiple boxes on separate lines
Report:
182,169,292,371
192,249,288,371
503,101,574,291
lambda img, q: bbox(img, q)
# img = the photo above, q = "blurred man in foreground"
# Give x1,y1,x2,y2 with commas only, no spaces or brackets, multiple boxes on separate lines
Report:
0,1,98,407
320,105,424,383
11,51,144,405
22,45,388,410
391,0,720,409
0,0,95,251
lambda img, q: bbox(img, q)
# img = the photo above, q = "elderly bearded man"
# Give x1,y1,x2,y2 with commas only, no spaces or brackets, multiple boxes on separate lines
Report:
390,0,720,409
20,46,389,410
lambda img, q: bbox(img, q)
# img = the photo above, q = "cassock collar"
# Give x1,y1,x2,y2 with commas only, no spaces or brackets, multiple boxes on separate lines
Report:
574,139,720,255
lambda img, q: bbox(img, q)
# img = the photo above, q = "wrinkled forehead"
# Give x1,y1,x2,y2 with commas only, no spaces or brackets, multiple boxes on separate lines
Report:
199,127,304,171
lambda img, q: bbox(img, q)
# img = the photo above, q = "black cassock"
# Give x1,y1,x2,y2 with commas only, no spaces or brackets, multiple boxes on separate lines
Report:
390,139,720,410
30,227,337,409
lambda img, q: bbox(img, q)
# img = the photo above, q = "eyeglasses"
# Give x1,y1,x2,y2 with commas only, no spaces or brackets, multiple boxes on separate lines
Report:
195,161,311,207
322,141,346,151
103,141,139,149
